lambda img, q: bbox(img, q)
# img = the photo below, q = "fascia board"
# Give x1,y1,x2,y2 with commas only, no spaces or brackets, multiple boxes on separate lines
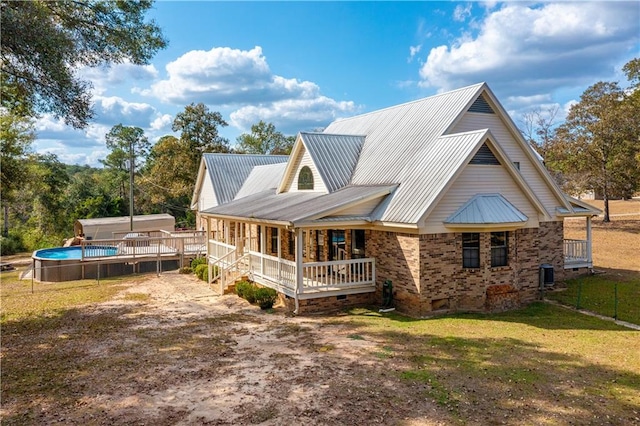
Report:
277,134,303,194
190,157,208,209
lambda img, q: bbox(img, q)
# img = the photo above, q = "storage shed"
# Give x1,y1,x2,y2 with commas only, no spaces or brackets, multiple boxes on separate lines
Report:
74,214,175,240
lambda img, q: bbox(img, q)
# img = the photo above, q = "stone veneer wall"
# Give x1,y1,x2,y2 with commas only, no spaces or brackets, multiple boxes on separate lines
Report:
367,222,565,317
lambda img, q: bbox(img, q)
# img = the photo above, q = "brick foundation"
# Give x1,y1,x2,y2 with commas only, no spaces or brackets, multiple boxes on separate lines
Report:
281,292,376,315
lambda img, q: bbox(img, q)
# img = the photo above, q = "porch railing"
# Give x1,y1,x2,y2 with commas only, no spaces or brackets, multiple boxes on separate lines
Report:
208,241,376,297
564,239,589,264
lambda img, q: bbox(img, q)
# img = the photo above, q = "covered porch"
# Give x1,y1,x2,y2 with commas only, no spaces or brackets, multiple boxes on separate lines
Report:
205,219,376,306
560,200,600,269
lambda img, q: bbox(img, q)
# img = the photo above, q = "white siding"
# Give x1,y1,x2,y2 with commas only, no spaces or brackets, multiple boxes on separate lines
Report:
198,169,218,211
451,112,565,218
282,146,328,193
422,164,540,234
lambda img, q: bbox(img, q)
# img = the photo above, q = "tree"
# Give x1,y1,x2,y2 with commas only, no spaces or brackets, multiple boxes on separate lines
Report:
0,110,34,236
1,0,167,128
172,103,230,177
235,120,295,155
102,125,150,228
519,106,560,157
139,135,194,225
546,71,640,221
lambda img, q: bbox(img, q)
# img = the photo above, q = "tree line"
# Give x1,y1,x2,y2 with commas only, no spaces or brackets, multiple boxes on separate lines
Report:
1,101,295,254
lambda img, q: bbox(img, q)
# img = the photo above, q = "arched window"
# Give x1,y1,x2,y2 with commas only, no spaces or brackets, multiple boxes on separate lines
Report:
298,166,314,190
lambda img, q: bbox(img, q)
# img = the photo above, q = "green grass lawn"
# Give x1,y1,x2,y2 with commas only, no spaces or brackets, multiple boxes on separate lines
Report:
546,274,640,325
0,268,139,323
339,303,640,424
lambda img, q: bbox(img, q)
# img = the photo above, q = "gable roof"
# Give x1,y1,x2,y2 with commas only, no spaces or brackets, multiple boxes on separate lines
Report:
191,154,288,209
235,163,287,200
200,82,583,227
278,133,365,193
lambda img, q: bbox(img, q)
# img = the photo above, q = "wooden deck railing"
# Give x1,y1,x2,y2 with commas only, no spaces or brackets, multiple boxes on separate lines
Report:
208,241,376,297
564,239,589,264
81,233,206,260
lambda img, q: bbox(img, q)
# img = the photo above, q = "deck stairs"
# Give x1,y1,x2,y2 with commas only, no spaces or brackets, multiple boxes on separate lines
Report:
210,252,251,295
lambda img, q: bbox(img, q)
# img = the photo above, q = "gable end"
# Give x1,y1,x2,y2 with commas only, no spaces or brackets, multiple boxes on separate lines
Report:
469,143,500,165
468,95,495,114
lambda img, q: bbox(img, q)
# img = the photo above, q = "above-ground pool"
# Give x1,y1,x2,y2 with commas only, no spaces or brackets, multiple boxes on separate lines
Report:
35,246,118,260
33,245,178,282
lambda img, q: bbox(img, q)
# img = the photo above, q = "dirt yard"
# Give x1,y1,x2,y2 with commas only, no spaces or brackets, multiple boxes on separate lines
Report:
1,272,452,425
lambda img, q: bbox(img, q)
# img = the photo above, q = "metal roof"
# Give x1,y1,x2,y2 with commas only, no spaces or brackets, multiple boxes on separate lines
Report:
203,154,288,205
324,83,486,223
235,163,287,200
300,133,365,192
76,214,174,227
204,185,395,226
444,194,528,225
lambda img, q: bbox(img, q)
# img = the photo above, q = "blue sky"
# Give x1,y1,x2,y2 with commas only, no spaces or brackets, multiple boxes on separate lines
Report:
34,1,640,167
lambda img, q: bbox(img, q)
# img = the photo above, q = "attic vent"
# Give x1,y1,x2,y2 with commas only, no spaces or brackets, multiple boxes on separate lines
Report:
470,143,501,165
468,95,495,114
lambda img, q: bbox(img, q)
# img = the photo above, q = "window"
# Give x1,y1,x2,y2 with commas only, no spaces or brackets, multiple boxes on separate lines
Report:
270,227,278,254
352,229,366,258
491,231,508,267
288,231,295,256
298,166,314,190
462,233,480,268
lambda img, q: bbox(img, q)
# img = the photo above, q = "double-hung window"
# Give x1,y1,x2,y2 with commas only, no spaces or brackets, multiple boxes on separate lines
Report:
462,233,480,268
491,231,508,267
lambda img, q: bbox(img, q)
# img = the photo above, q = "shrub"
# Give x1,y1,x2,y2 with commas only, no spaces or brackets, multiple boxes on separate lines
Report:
254,287,277,309
1,234,25,256
194,264,209,281
191,256,207,270
178,266,192,274
235,280,252,298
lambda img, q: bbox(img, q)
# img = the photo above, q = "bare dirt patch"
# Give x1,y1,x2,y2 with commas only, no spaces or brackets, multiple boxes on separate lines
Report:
1,272,451,425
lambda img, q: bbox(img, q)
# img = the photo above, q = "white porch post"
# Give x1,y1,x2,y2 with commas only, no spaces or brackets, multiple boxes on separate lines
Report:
277,227,282,282
295,228,303,314
224,220,230,244
260,224,265,276
248,223,252,270
587,216,593,266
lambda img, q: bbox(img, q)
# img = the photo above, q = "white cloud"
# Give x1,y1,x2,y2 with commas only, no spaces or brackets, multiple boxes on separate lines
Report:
139,46,353,111
93,96,157,128
408,44,422,63
150,114,173,131
80,61,158,95
229,97,357,135
453,4,472,22
418,2,639,103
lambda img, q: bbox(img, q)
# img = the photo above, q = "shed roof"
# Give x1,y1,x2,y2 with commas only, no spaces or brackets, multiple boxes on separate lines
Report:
204,185,395,226
75,214,174,227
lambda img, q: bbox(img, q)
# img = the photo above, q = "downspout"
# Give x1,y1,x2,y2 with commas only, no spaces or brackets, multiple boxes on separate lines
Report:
294,228,303,315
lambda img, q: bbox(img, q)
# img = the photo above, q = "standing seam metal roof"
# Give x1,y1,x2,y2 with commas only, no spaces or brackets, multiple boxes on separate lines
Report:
323,83,486,223
300,133,365,193
444,194,528,224
203,154,288,205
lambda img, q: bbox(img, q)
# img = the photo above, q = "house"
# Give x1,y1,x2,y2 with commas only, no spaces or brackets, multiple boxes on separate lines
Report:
196,83,600,316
